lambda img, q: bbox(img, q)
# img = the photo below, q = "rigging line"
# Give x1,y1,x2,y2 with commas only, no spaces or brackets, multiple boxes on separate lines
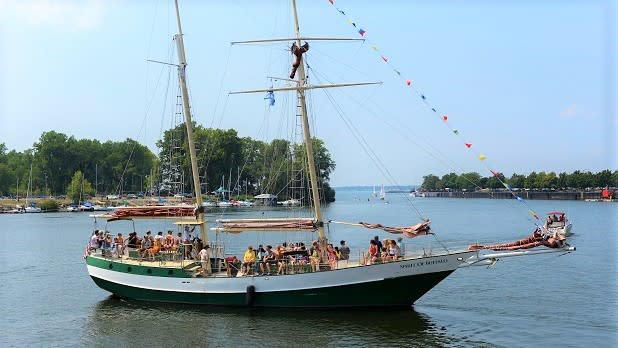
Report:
312,73,426,220
328,2,544,227
306,66,426,214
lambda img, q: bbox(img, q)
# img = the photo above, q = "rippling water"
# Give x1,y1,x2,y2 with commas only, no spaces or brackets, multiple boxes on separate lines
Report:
1,191,616,347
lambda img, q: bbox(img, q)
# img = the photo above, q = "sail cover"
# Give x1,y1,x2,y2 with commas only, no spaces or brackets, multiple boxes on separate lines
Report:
217,218,316,233
109,206,198,220
357,220,431,238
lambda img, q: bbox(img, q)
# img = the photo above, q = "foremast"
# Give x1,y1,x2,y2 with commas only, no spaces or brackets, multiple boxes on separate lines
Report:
174,0,206,242
291,0,326,241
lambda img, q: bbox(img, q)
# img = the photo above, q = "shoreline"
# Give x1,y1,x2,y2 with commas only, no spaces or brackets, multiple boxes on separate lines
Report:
418,189,615,201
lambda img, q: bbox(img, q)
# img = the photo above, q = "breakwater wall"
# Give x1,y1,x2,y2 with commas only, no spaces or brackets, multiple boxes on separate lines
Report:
424,190,612,201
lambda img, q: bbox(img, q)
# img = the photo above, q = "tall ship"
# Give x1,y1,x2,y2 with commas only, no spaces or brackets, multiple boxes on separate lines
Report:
84,0,575,307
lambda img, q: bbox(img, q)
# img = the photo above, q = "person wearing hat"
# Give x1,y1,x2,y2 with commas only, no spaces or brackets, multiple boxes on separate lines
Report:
242,245,256,275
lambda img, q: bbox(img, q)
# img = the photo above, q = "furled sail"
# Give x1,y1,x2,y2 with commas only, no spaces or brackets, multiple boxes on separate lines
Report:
329,220,431,238
216,218,317,233
468,228,566,251
108,206,199,220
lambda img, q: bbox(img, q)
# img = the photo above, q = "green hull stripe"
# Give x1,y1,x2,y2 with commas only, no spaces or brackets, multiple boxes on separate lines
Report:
90,270,454,308
86,256,193,278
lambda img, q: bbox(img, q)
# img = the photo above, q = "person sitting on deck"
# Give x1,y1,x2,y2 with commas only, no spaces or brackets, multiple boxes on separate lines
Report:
310,243,321,272
101,233,113,257
326,244,338,270
274,245,286,275
256,245,266,275
388,239,401,261
261,245,274,275
163,231,175,251
144,236,161,261
225,255,240,276
126,232,138,249
154,231,165,245
242,246,256,275
365,239,379,265
114,233,125,257
139,233,153,259
339,240,350,263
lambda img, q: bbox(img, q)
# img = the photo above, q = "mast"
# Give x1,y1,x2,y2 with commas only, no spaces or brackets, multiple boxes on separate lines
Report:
291,0,326,241
174,0,207,242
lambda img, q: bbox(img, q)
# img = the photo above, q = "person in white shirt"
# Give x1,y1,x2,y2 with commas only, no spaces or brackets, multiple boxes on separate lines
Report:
199,245,211,275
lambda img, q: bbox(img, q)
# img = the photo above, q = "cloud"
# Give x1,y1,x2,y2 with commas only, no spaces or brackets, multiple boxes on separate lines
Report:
0,0,111,31
559,103,590,119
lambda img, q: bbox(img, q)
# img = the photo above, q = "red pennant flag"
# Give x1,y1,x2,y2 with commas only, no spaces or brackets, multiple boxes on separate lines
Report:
405,80,411,86
442,115,448,122
328,0,334,4
381,55,388,63
491,170,500,177
465,143,472,148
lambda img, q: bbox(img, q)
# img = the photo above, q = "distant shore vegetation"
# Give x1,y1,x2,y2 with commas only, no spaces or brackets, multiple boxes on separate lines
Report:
420,170,617,191
0,127,336,203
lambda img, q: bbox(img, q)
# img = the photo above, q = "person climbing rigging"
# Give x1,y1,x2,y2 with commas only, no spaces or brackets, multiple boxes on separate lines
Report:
289,41,309,79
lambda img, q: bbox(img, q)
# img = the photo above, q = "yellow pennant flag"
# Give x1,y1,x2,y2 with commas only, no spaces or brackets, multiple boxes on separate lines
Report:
479,154,487,161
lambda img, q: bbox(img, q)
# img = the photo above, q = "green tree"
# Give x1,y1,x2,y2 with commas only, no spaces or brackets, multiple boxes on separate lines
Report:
66,171,95,203
421,174,441,190
508,173,526,189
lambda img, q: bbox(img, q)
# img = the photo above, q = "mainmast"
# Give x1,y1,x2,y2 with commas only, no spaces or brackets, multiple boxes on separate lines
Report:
291,0,326,241
174,0,206,242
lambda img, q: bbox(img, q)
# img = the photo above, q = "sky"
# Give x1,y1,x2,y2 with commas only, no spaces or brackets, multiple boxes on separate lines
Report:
0,0,616,187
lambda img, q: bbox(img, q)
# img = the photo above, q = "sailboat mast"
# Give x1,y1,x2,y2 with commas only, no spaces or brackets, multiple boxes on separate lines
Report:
291,0,326,241
174,0,206,242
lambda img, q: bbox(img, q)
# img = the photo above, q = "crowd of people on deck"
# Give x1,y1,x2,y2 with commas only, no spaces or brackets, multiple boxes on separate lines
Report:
88,225,209,262
89,227,406,276
223,240,353,277
362,236,402,265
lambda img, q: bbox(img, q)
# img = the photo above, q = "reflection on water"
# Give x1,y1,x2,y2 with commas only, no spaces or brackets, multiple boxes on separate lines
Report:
84,296,489,347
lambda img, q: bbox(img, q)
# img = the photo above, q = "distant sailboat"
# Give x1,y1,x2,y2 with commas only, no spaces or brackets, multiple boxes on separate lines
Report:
25,164,42,213
379,185,385,200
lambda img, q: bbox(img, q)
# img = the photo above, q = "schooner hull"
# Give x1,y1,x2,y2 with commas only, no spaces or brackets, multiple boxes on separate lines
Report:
86,251,475,307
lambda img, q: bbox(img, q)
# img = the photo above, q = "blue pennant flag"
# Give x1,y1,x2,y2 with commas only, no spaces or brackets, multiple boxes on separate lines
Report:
264,90,275,106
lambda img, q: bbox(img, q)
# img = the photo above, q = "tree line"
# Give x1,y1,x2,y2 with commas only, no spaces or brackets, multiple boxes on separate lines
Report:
0,126,336,203
421,170,618,191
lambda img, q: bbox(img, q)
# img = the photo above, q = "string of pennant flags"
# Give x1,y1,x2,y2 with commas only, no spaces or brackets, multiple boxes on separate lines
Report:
326,0,542,223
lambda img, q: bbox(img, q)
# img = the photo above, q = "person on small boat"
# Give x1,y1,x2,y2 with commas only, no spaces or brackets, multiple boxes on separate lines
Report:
255,245,266,275
242,246,256,275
